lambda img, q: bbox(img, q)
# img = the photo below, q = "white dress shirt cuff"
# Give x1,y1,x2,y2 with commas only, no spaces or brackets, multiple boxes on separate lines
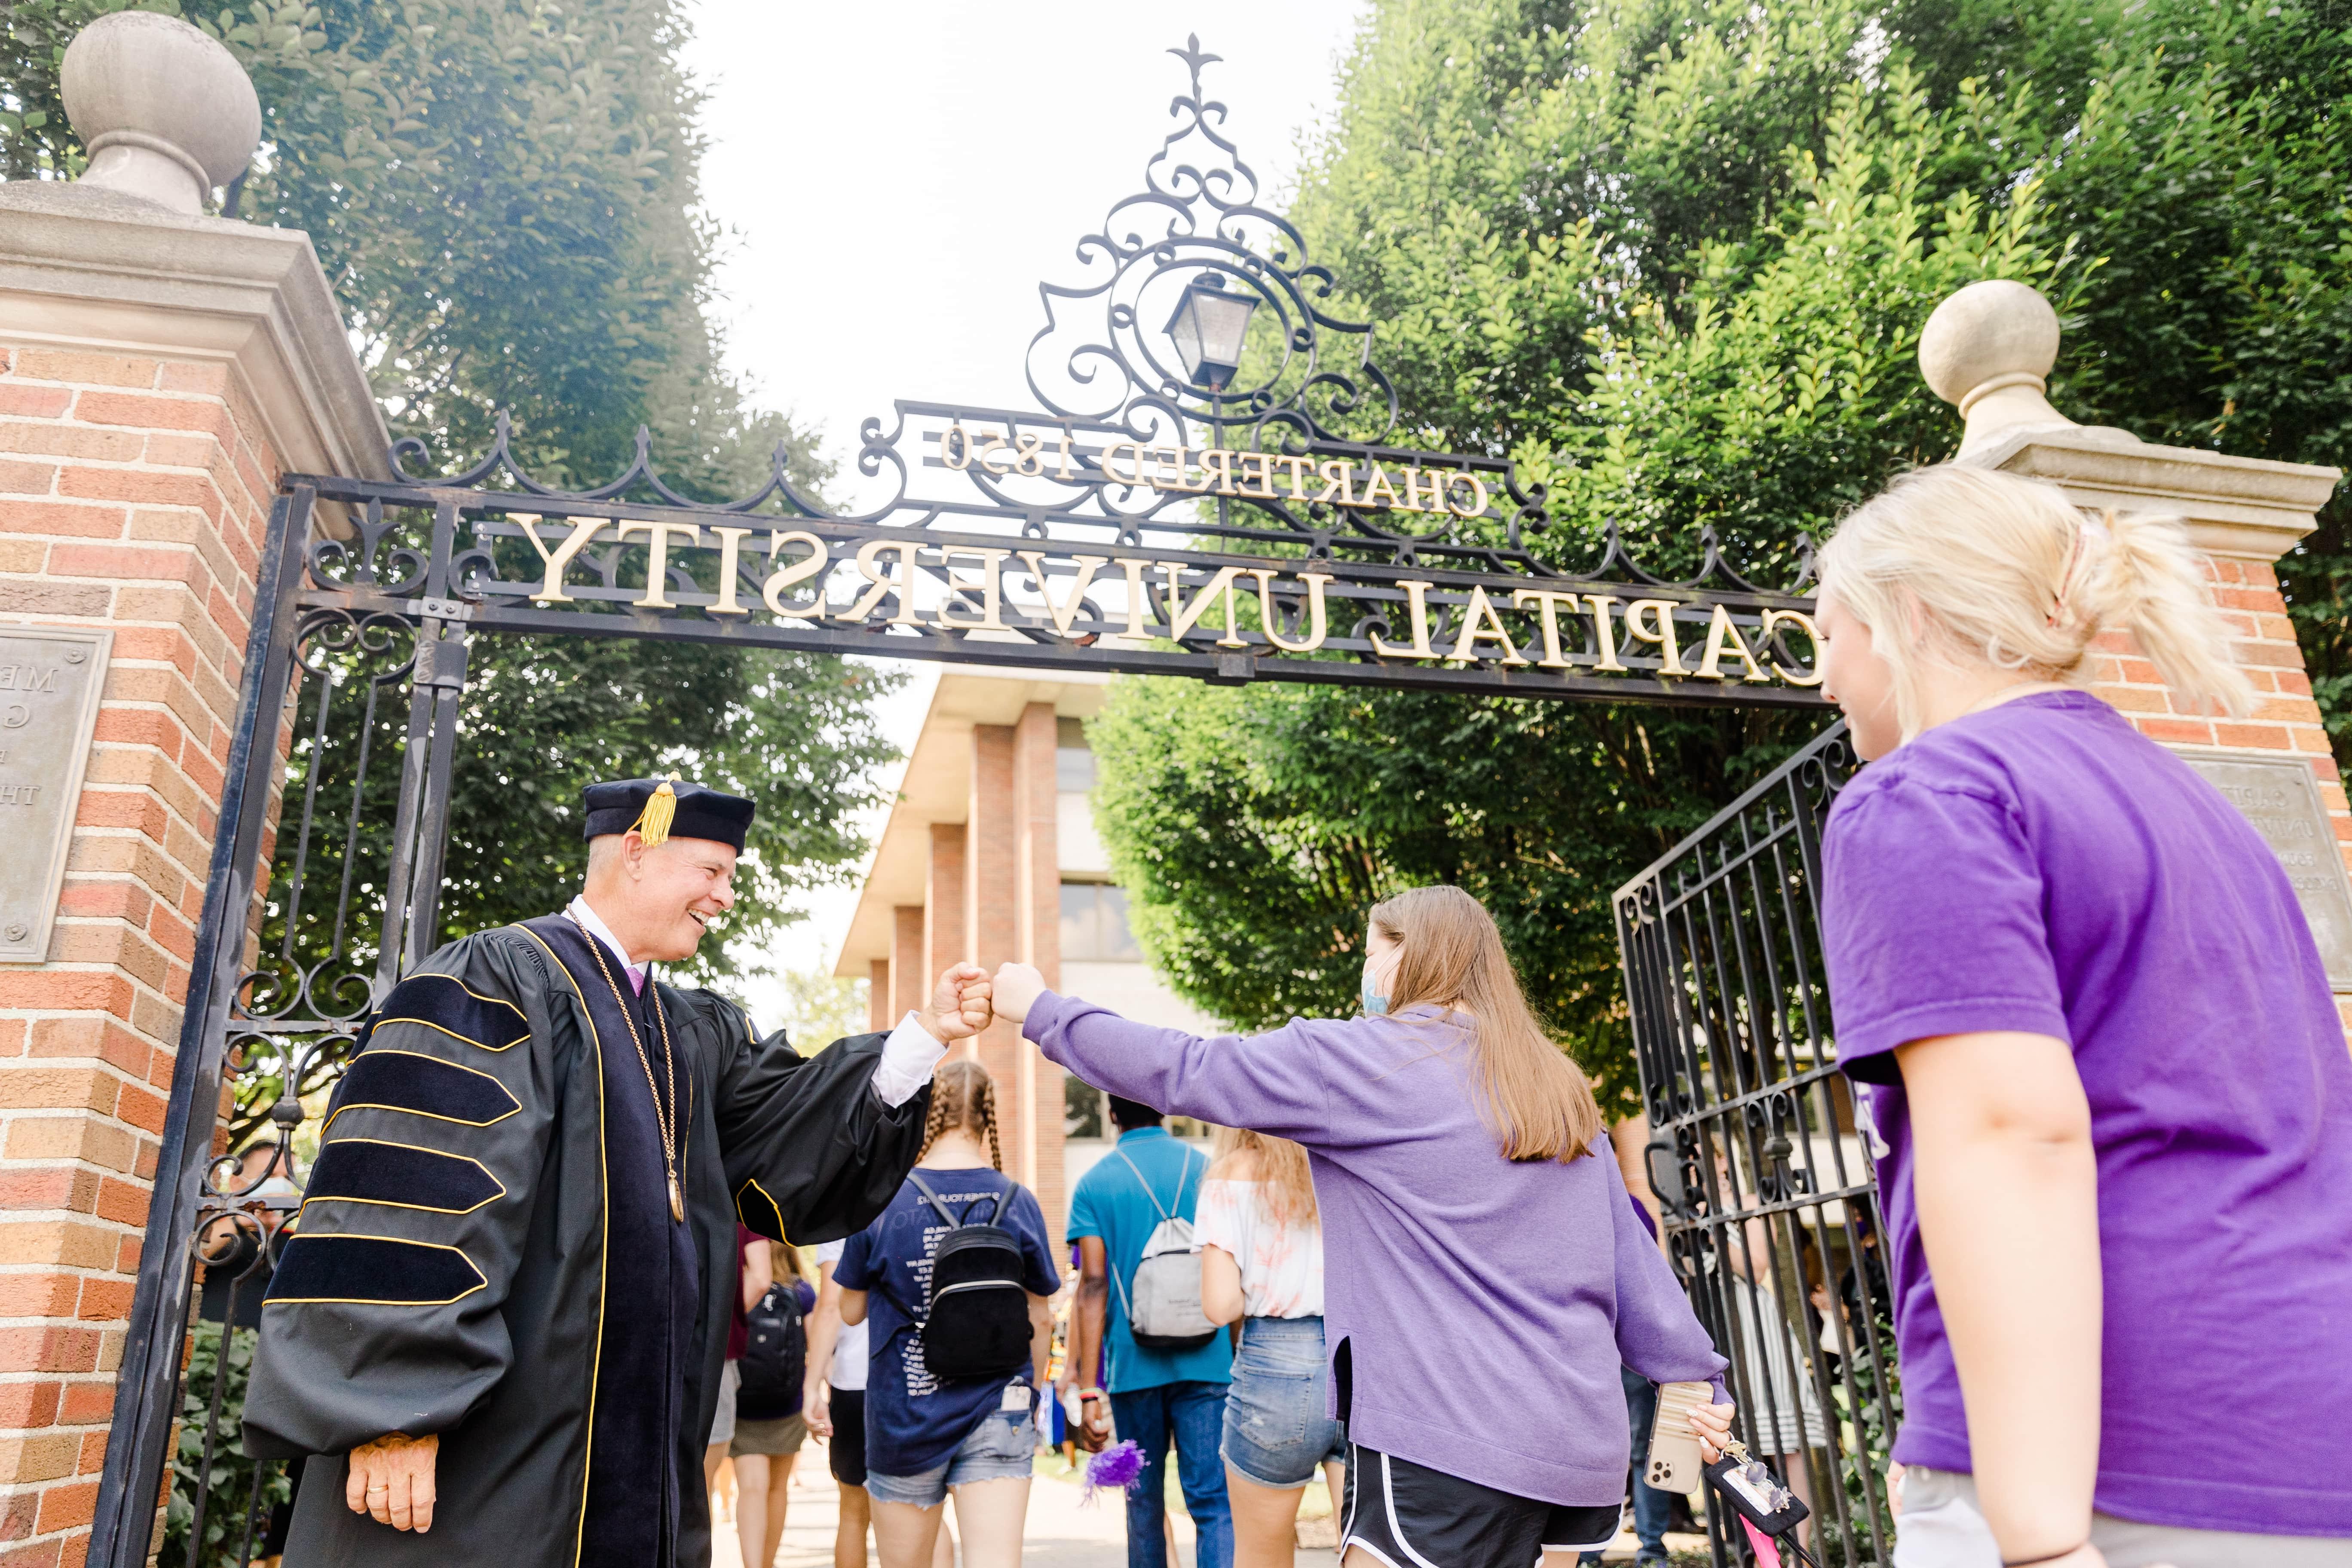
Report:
870,1011,948,1108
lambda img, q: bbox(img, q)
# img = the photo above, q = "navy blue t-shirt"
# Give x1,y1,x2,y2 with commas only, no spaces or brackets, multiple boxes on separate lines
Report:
836,1167,1060,1477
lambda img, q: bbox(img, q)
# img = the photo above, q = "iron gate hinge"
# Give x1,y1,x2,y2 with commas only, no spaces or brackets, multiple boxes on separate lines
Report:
416,628,470,692
405,596,474,622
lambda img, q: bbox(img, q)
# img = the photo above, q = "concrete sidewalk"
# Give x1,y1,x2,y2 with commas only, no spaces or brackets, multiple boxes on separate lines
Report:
708,1434,1343,1568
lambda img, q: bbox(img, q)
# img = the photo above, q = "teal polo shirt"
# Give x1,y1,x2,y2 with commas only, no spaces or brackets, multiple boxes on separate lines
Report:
1066,1127,1234,1393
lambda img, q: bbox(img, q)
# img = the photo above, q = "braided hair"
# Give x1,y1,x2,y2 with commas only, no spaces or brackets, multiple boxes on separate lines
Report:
917,1057,1004,1172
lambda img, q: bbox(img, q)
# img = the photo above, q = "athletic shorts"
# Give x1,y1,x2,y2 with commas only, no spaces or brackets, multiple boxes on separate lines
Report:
1341,1442,1622,1568
828,1387,867,1488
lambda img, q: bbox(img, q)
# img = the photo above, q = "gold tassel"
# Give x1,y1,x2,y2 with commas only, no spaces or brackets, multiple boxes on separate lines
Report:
630,772,681,848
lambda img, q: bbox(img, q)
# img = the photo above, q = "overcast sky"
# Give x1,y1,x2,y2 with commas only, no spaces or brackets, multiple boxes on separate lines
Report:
679,0,1367,986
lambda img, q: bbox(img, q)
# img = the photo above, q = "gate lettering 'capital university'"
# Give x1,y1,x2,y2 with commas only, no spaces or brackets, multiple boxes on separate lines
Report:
0,18,2344,1568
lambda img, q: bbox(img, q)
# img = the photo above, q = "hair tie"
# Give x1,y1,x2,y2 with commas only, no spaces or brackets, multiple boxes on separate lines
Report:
2048,516,2107,628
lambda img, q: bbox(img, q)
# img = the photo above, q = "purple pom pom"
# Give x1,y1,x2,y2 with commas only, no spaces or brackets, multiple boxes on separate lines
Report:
1081,1439,1145,1501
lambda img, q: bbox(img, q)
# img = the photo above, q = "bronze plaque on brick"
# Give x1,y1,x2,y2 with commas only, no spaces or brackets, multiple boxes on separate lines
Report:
2177,748,2352,991
0,625,111,964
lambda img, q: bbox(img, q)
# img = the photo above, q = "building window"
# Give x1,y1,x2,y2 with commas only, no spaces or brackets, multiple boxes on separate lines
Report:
1061,881,1140,961
1065,1076,1109,1139
1057,716,1096,792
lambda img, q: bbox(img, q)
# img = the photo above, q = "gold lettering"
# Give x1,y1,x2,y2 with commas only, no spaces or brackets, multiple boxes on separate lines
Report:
838,539,925,625
1153,445,1198,492
514,513,604,603
1449,585,1530,665
973,432,1012,473
1358,463,1401,510
1401,467,1446,514
1446,472,1491,518
1110,558,1155,638
932,546,1012,631
939,423,972,470
762,531,830,619
1312,459,1354,506
1247,570,1332,653
1620,599,1689,676
1369,581,1440,660
1513,589,1583,668
1056,429,1075,480
1198,449,1237,496
1234,452,1276,499
1016,552,1109,638
1694,604,1767,682
708,526,755,616
1158,564,1250,647
1761,609,1826,687
1275,455,1313,498
1583,595,1629,672
616,518,703,609
1101,441,1146,484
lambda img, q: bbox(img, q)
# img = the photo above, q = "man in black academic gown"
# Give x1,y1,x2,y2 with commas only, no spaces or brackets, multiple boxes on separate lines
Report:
244,777,983,1568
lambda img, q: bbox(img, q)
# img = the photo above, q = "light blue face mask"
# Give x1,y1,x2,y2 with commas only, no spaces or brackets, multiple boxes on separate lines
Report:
1361,981,1389,1016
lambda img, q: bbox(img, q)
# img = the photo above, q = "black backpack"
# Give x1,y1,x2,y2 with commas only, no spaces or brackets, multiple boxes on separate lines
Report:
908,1171,1033,1382
736,1280,807,1420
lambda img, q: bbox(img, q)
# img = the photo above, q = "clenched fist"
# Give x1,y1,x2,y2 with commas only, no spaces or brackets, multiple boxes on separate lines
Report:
989,962,1047,1026
921,963,993,1041
346,1431,436,1532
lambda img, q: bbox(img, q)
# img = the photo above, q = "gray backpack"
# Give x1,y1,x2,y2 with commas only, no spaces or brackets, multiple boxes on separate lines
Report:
1110,1148,1219,1351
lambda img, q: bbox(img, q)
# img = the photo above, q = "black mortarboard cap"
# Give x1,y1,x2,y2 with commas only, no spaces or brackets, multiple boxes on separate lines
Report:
581,774,755,852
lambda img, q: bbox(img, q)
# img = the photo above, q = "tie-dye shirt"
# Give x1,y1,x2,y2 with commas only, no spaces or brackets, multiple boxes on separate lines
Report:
1194,1179,1323,1319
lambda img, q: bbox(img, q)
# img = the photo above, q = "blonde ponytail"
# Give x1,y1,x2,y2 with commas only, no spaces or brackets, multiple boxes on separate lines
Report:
1817,466,2255,738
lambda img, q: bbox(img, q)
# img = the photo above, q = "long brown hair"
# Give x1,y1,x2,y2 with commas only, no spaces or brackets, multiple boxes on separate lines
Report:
919,1057,1004,1172
1209,1126,1318,1229
1369,884,1605,1164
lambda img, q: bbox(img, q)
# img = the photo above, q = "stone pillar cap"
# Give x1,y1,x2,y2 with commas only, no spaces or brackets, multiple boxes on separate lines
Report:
62,11,260,216
1917,279,2117,457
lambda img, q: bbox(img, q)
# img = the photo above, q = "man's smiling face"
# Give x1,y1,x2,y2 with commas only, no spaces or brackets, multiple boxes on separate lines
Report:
592,833,738,963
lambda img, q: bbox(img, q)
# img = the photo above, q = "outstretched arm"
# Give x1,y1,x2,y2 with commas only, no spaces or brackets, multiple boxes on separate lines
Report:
717,965,989,1245
986,964,1329,1141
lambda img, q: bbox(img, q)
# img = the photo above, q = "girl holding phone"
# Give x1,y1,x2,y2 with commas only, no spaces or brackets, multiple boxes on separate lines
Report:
986,885,1736,1568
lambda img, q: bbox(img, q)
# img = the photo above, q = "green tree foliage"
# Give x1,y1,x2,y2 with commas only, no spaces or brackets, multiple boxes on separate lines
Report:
2,0,902,975
1093,0,2350,1113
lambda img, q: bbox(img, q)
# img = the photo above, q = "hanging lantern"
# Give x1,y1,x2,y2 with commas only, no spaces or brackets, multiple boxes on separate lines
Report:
1163,274,1259,391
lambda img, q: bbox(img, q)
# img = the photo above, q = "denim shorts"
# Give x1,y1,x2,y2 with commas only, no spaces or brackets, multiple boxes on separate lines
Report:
864,1411,1034,1507
1221,1315,1348,1488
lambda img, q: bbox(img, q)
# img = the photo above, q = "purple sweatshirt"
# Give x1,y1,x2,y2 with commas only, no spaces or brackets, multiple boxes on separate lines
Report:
1025,992,1728,1505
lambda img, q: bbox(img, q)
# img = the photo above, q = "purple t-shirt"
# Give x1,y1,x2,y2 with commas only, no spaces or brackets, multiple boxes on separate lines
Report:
1822,691,2352,1536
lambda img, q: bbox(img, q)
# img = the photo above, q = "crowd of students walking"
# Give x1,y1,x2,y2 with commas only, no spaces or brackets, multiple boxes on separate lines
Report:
710,465,2352,1568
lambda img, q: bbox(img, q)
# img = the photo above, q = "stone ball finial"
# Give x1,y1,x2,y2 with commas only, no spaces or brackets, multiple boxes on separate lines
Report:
1917,279,2076,456
61,12,261,216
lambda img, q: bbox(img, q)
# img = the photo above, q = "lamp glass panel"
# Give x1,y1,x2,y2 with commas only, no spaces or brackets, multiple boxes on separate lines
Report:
1194,290,1256,369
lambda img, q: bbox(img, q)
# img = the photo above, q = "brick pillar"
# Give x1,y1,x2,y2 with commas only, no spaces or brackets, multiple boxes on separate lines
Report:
964,726,1022,1165
0,182,384,1562
866,959,890,1034
925,824,965,1022
1011,702,1064,1237
890,904,924,1023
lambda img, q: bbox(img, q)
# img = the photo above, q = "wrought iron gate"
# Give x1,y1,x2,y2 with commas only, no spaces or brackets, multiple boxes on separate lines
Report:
1615,723,1900,1568
84,37,1838,1567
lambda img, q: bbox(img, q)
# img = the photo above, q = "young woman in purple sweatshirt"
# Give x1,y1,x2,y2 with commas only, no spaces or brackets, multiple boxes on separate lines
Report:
986,885,1734,1568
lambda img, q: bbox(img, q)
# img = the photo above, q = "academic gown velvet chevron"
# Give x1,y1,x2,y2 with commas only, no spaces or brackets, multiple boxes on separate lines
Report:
242,915,928,1568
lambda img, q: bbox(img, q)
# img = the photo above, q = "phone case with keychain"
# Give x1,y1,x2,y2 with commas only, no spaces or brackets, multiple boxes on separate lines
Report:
1706,1439,1811,1540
